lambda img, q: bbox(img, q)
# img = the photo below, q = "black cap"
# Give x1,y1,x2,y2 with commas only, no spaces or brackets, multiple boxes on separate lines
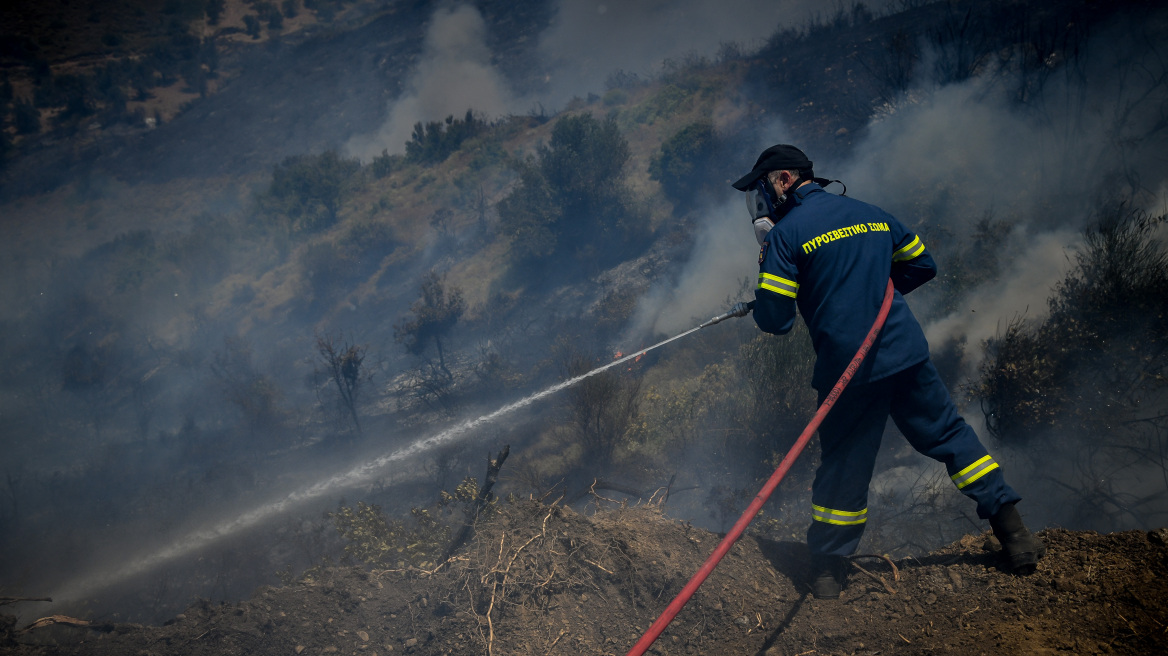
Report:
731,144,813,190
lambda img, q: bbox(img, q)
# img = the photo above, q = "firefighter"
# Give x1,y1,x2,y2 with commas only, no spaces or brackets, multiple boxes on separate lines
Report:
732,144,1044,599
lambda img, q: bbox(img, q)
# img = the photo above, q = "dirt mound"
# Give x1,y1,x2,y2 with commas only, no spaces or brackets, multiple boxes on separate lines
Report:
7,501,1168,655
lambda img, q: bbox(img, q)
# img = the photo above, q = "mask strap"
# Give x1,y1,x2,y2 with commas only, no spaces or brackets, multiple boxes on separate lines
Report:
812,177,847,196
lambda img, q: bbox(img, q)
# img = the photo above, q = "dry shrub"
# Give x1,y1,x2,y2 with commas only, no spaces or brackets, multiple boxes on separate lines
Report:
975,207,1168,441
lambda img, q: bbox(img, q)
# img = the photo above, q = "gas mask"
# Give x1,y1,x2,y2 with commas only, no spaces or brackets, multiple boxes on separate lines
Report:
746,177,784,245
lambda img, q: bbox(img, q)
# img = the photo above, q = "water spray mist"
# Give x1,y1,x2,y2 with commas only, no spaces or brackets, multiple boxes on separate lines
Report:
49,303,754,604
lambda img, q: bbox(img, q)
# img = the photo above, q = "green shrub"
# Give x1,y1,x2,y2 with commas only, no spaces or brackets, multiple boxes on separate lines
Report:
369,149,396,178
497,112,647,274
649,121,718,203
405,109,485,165
263,150,362,233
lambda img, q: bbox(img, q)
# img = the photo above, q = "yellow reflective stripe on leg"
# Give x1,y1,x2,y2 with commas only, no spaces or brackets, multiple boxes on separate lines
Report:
951,455,1000,489
758,272,798,298
812,504,868,525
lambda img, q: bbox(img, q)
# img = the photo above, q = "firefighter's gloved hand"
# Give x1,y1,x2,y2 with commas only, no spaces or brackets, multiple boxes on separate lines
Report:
730,301,755,318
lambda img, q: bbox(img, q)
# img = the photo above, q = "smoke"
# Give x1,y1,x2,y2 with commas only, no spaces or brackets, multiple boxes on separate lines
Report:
349,0,909,160
345,5,516,159
924,227,1079,376
638,8,1168,368
536,0,899,108
627,198,761,339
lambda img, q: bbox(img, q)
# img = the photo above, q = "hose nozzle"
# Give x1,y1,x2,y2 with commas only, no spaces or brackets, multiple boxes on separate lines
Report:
699,300,755,329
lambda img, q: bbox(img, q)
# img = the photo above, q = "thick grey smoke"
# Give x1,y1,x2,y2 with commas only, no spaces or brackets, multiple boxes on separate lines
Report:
346,4,516,159
350,0,905,159
627,198,761,339
637,13,1168,372
924,227,1079,377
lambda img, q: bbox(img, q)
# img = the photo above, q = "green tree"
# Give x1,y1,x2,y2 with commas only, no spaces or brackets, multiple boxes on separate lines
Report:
497,112,643,273
394,272,466,378
649,120,719,203
495,164,559,261
264,150,361,233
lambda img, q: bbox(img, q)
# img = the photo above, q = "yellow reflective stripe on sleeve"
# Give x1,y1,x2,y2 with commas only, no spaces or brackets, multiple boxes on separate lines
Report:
893,235,926,262
951,455,1000,489
758,272,798,298
811,504,868,526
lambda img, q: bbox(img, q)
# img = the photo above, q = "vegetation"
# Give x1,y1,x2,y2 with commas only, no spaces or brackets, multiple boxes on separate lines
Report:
649,120,721,205
394,272,466,379
329,477,482,569
3,0,1167,624
497,112,648,275
315,334,367,438
405,110,486,165
263,150,362,234
976,208,1168,441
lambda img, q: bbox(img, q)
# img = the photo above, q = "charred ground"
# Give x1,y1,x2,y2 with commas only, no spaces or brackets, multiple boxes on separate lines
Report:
6,501,1168,655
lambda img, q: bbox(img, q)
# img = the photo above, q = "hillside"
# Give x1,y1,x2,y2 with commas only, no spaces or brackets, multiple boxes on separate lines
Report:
2,0,1168,651
6,501,1168,655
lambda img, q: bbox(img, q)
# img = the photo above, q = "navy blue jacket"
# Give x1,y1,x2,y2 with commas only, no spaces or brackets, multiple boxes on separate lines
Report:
753,182,937,390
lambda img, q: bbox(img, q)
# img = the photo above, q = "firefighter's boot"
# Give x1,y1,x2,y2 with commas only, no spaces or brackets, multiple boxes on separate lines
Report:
810,554,849,599
989,502,1045,574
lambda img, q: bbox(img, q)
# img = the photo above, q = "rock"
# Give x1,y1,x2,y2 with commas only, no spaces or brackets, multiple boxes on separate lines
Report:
404,638,418,648
1148,527,1168,546
295,646,305,654
358,630,370,641
947,569,964,589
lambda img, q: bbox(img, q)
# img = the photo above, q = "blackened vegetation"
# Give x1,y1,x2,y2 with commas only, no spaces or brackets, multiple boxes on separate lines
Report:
2,0,1168,633
315,333,367,438
212,336,290,449
394,272,467,408
976,208,1168,527
561,350,642,466
742,0,1111,156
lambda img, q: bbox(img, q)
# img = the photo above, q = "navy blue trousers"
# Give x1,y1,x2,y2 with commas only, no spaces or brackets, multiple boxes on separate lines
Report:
806,359,1021,557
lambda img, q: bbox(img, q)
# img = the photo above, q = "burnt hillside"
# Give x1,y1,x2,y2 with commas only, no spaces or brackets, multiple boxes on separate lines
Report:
6,501,1168,655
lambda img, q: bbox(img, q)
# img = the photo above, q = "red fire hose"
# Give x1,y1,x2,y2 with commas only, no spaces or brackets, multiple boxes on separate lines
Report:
626,279,896,656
